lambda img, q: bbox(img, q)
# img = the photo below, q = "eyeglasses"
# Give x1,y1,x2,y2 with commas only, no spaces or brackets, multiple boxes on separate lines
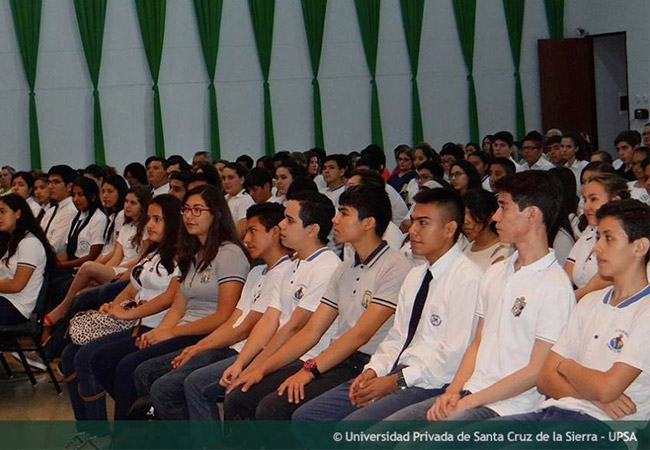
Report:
520,146,540,152
450,171,466,178
47,179,63,185
180,206,212,217
397,157,412,162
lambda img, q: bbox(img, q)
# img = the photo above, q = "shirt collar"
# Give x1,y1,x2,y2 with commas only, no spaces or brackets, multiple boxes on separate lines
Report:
263,254,291,274
506,248,557,275
603,284,650,309
353,240,388,267
327,183,345,193
59,196,74,208
426,242,462,280
305,246,330,262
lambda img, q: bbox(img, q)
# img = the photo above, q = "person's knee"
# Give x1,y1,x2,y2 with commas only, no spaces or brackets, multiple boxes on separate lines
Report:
255,392,284,420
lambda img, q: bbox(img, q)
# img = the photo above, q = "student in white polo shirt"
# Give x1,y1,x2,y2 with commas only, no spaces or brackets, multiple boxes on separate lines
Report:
131,203,293,420
292,188,483,422
40,165,78,256
232,184,412,420
518,132,555,171
222,163,255,223
222,191,340,420
320,154,347,208
506,199,650,424
146,156,170,196
388,171,575,421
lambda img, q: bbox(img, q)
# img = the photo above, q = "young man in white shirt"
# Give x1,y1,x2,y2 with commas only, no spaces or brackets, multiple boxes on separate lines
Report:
519,132,555,171
221,191,341,420
292,187,483,421
146,156,170,196
504,199,650,425
244,168,274,204
492,131,523,172
389,171,575,421
132,203,293,420
320,154,347,209
40,165,78,256
233,184,412,420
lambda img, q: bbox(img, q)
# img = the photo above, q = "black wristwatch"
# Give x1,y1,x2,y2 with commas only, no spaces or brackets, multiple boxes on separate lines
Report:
396,369,407,389
303,359,322,379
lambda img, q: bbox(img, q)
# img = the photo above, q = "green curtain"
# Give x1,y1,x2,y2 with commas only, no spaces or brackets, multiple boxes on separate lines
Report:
9,0,42,170
135,0,166,157
452,0,479,143
544,0,564,39
249,0,276,157
73,0,107,165
300,0,327,150
193,0,223,160
354,0,383,149
399,0,424,146
503,0,525,139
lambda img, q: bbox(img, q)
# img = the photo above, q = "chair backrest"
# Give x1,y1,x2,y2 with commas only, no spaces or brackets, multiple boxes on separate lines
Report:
32,274,49,325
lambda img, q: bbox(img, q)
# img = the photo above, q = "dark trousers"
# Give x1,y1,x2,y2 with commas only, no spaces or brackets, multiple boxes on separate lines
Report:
48,268,74,310
43,280,128,360
0,296,28,326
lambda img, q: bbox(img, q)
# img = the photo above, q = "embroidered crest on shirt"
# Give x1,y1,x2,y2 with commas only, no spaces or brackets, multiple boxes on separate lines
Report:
294,285,305,301
430,314,442,327
607,330,628,353
200,268,211,283
361,290,372,309
511,296,527,317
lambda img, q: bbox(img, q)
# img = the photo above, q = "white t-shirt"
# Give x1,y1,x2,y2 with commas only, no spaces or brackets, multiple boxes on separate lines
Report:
226,190,255,223
567,226,598,288
130,252,178,328
268,247,341,361
464,250,575,416
41,196,77,256
66,209,107,258
230,255,292,353
542,285,650,421
0,234,47,319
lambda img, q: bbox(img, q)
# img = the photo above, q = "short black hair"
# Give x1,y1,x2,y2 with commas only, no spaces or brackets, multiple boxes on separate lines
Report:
244,167,273,190
413,187,465,242
145,156,168,169
633,146,650,159
48,164,76,185
416,161,445,180
495,171,563,235
124,162,147,185
272,151,291,163
323,154,348,171
167,155,191,172
84,164,108,181
277,159,307,179
347,168,385,188
361,144,386,168
546,135,562,146
440,143,465,162
194,163,222,188
614,130,641,148
290,191,336,244
490,157,517,175
596,199,650,263
492,131,514,147
189,171,218,187
224,162,248,178
169,170,191,188
11,171,34,189
236,155,254,171
286,176,318,200
339,184,391,237
246,202,285,231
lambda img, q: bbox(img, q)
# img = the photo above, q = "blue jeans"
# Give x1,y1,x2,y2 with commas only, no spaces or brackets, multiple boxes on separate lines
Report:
292,379,445,421
91,333,204,420
133,347,238,420
60,327,149,421
500,406,599,422
383,390,499,421
184,354,239,420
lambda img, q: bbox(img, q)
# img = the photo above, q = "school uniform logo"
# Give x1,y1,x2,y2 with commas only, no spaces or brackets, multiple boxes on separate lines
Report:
511,296,527,317
294,285,306,301
607,330,628,353
77,241,90,254
200,268,211,283
361,291,372,309
430,314,442,327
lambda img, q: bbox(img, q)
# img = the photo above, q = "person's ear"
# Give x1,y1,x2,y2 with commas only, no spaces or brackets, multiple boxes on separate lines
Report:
15,209,21,220
444,220,457,241
361,216,376,232
634,237,650,260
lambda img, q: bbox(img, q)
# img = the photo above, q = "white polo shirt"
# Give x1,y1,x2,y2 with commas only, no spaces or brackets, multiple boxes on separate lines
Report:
366,244,483,388
0,233,47,318
520,157,555,171
566,226,598,289
321,184,345,209
386,185,408,226
464,249,575,416
542,285,650,421
152,183,170,197
230,255,292,353
226,189,255,223
343,222,405,263
268,247,341,361
130,251,178,328
268,194,286,205
41,196,77,256
628,181,650,205
116,221,146,265
321,242,412,356
66,209,107,258
313,174,327,191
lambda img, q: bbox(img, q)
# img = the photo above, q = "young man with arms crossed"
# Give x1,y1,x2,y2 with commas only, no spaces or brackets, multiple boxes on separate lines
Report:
219,191,341,420
389,171,575,421
131,203,292,419
292,188,483,421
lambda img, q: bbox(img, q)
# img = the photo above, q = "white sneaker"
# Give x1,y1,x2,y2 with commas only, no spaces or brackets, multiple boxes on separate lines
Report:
11,351,47,371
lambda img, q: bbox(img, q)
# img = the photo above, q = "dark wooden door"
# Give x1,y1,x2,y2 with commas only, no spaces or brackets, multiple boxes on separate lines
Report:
538,38,598,149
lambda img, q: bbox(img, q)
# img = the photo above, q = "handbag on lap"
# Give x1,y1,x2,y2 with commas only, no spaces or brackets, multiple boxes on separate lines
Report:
68,300,140,346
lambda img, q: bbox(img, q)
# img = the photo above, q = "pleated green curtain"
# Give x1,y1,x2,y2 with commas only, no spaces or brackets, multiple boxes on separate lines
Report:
354,0,383,149
9,0,43,170
135,0,166,157
249,0,276,157
300,0,327,150
193,0,223,160
503,0,525,139
73,0,107,165
452,0,479,143
544,0,564,39
399,0,424,146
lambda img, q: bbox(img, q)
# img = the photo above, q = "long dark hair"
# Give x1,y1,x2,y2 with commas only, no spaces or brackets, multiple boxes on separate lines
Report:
176,185,246,281
126,185,152,250
0,194,57,271
144,194,181,275
450,160,482,192
102,175,128,243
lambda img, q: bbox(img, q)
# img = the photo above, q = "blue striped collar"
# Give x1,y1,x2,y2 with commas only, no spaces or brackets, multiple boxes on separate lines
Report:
263,254,291,274
305,246,330,262
603,284,650,308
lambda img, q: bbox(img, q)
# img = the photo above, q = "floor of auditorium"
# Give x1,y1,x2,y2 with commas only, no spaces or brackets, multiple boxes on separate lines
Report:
0,352,108,420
